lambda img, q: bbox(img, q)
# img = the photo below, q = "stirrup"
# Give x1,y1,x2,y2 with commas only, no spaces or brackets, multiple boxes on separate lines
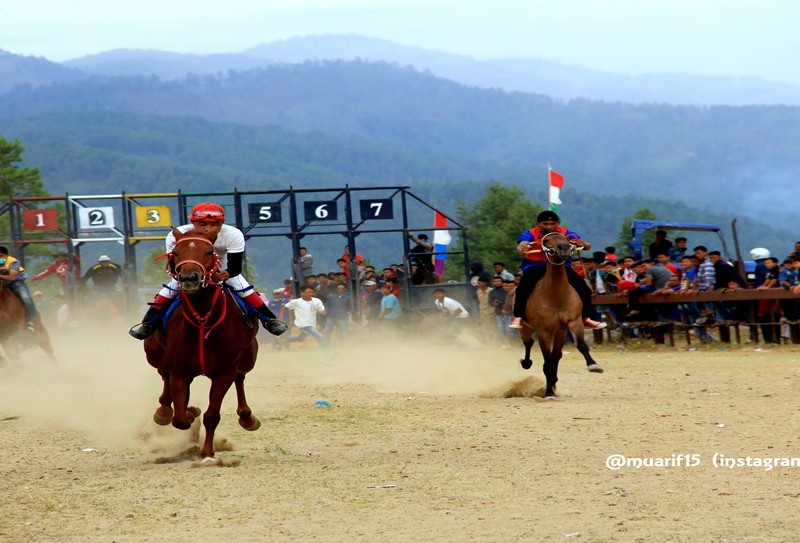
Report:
263,319,288,336
129,322,155,340
583,317,607,330
508,317,523,329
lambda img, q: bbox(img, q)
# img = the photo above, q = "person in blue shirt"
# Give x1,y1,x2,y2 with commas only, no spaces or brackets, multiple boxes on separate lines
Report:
378,283,403,324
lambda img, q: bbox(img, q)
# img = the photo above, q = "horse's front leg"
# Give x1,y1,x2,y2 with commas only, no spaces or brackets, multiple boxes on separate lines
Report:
569,323,604,373
201,371,237,458
519,327,535,370
234,372,261,431
153,369,174,425
169,374,196,430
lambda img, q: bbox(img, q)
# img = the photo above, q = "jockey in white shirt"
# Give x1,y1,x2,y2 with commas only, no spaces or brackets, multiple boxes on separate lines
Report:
129,202,288,339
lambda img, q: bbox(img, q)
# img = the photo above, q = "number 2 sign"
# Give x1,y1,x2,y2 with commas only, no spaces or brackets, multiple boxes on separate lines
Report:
78,207,115,230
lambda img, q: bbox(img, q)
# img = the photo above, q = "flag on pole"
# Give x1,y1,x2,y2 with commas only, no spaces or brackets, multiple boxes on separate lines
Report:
549,167,564,212
433,211,451,279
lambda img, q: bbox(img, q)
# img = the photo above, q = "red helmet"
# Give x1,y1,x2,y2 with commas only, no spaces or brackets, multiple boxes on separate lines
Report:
189,202,225,223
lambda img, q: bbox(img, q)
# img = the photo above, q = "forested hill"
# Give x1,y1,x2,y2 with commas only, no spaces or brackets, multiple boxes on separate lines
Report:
0,110,794,258
1,60,798,229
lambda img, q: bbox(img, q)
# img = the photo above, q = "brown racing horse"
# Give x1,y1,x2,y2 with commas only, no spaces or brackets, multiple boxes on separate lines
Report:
518,232,603,397
0,281,55,365
143,227,261,459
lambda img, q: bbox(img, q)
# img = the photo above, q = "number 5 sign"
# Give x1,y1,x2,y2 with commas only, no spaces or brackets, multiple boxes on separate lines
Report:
78,207,115,230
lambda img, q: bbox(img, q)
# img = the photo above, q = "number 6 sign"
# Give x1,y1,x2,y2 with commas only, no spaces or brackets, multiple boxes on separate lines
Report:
303,200,338,222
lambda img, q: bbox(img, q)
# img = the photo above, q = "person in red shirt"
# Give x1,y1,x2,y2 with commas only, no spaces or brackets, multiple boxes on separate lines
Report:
30,252,81,293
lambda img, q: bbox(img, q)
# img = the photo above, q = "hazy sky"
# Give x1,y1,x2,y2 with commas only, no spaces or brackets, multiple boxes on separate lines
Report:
1,0,797,85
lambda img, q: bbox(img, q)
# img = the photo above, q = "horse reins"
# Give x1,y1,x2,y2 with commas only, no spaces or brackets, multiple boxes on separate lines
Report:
170,235,226,376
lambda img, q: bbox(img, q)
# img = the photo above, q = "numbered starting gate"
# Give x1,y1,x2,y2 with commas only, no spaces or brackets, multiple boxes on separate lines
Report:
0,186,470,318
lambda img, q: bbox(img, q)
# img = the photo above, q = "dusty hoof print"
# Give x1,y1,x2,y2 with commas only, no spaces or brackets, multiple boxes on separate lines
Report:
587,364,604,373
480,377,544,398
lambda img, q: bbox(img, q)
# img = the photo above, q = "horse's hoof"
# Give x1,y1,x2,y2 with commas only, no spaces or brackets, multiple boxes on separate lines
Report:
239,416,261,432
188,406,201,418
520,358,533,370
543,395,558,401
153,405,173,425
587,364,604,373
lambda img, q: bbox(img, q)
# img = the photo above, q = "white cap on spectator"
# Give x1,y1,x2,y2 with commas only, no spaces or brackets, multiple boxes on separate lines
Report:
99,255,111,262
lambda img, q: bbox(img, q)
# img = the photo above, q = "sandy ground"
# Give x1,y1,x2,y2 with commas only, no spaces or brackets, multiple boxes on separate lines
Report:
2,322,800,543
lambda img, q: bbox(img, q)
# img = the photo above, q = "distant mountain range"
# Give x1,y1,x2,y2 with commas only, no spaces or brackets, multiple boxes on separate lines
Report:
0,35,797,258
2,34,799,106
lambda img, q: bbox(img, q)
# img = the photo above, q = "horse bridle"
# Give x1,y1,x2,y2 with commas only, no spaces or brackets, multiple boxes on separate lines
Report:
540,232,581,266
169,236,222,287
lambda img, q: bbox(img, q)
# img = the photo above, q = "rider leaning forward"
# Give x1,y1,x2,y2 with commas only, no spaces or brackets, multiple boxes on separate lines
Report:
509,210,607,330
0,245,40,331
129,202,288,339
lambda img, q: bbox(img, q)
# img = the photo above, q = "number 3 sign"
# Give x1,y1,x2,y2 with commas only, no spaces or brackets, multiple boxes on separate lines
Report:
78,207,115,230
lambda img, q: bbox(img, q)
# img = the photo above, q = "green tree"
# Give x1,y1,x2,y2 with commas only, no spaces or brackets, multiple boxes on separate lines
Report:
614,207,657,255
450,182,543,279
0,137,47,199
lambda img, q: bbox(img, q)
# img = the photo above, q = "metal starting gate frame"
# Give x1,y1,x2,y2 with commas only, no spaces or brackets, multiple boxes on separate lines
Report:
0,186,471,317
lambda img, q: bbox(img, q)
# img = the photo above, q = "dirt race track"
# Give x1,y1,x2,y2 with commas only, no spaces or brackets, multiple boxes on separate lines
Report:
2,325,800,543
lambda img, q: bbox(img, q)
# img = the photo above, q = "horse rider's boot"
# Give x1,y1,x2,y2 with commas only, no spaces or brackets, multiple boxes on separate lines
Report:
583,317,607,330
508,317,523,329
128,295,171,340
242,291,288,336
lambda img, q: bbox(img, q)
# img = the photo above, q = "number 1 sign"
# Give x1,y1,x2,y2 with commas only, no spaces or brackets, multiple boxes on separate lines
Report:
22,209,59,231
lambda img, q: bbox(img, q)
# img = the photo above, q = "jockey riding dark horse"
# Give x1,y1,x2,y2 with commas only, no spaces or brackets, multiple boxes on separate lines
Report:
0,245,40,331
129,202,288,340
509,210,607,331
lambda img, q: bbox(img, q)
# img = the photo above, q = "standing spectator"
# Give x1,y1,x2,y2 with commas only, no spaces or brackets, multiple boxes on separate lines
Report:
654,253,679,276
285,285,328,349
323,283,351,341
82,255,124,298
281,278,295,299
378,283,403,325
604,246,618,263
361,280,383,326
407,231,436,285
30,252,82,294
648,230,673,259
492,262,515,282
315,273,335,303
777,258,799,322
433,288,470,335
709,251,743,289
475,277,496,340
291,247,315,283
750,247,771,287
620,256,637,282
789,241,800,261
755,257,781,343
488,276,507,340
669,237,688,263
694,246,716,292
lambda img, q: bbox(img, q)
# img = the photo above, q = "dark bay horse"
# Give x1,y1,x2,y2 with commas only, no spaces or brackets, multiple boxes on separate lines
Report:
143,227,260,459
0,281,55,365
518,232,603,398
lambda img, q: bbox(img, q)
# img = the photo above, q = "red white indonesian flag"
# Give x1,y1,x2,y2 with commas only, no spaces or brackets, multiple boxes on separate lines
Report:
549,168,564,212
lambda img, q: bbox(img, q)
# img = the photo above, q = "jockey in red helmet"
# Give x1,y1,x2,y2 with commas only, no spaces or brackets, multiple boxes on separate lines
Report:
129,202,288,339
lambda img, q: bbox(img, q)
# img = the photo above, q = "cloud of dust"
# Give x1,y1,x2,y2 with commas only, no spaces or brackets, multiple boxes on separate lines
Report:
0,321,545,454
0,324,182,452
274,327,537,396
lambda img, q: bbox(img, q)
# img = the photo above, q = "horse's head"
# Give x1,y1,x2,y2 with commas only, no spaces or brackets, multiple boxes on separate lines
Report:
169,227,219,293
541,232,577,265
